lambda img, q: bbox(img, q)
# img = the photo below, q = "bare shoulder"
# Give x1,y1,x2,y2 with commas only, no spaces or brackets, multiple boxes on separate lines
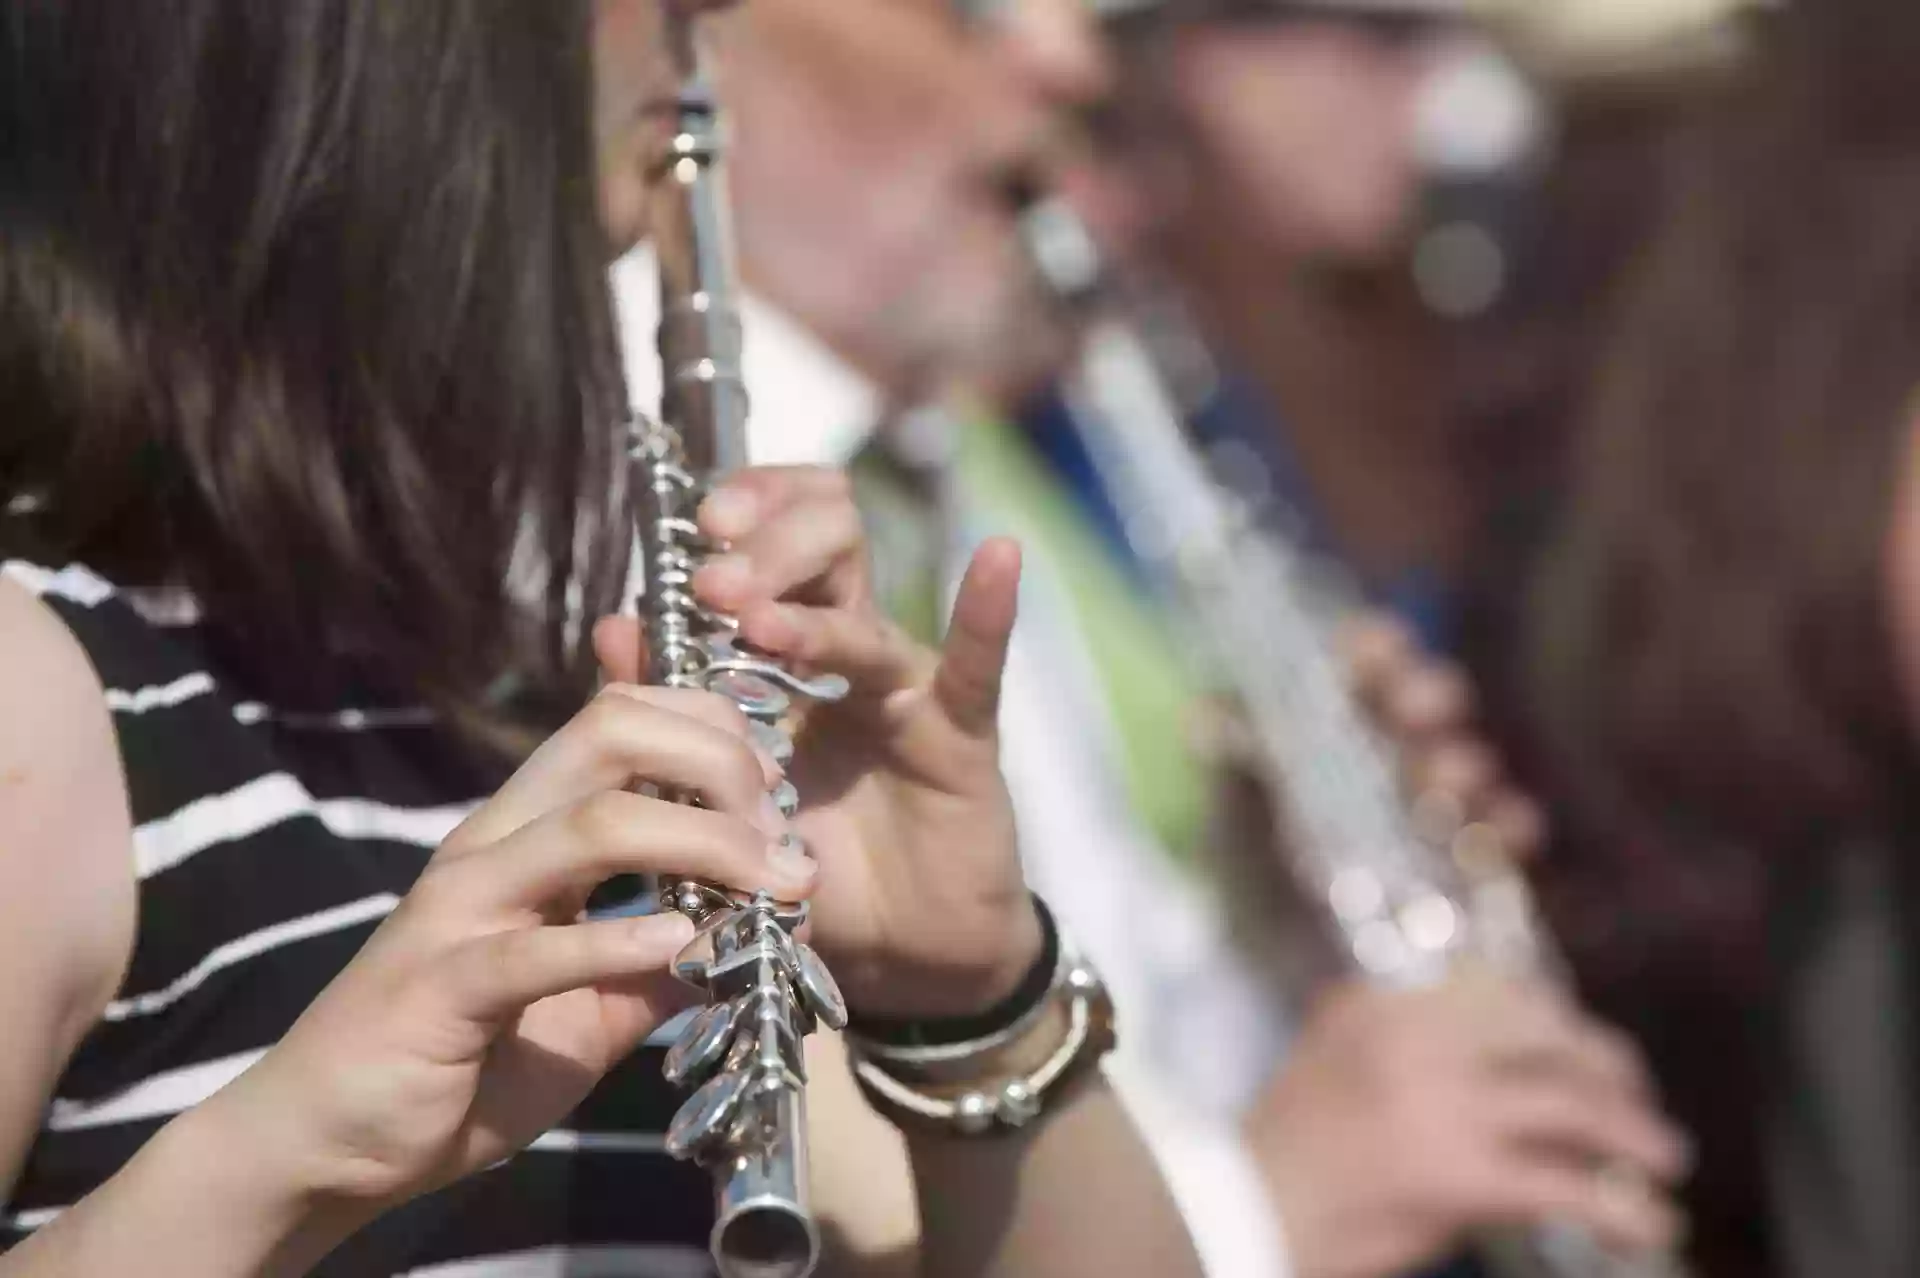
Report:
0,573,138,1040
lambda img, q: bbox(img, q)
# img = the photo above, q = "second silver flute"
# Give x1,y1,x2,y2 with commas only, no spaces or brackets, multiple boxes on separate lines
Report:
1017,196,1690,1278
632,7,848,1278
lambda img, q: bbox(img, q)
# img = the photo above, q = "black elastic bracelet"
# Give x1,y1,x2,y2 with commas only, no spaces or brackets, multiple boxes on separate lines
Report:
846,894,1060,1048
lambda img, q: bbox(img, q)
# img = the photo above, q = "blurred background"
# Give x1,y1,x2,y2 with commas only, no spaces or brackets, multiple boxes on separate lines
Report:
6,0,1913,1273
613,0,1920,1275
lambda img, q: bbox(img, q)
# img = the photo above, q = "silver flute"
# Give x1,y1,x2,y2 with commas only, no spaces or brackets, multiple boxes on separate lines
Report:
1015,197,1689,1278
632,6,849,1277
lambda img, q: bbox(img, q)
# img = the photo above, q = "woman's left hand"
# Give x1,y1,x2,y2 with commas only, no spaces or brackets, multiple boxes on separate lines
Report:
594,464,1040,1022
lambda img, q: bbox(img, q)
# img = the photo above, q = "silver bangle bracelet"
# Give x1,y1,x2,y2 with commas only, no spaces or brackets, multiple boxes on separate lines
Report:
845,944,1072,1068
846,957,1113,1136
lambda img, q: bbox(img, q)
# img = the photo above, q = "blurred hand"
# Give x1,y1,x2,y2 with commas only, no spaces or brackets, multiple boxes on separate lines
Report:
1247,975,1691,1278
596,464,1042,1020
1342,612,1547,861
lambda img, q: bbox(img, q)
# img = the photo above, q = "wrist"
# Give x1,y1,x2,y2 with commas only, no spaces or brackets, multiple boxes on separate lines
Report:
962,896,1048,1014
847,892,1051,1041
51,1092,379,1278
180,1082,384,1258
845,900,1116,1139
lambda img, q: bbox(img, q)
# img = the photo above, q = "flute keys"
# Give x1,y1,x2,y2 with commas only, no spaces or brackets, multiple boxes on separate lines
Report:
666,1067,749,1160
671,913,732,990
706,669,791,720
741,987,809,1077
664,1001,738,1087
771,779,800,818
792,942,848,1031
702,639,851,708
749,719,793,767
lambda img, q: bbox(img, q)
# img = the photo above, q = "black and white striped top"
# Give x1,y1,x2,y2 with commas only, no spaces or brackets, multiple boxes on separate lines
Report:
0,561,716,1276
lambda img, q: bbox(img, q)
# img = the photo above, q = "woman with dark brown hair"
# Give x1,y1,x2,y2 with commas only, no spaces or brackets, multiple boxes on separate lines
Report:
0,1,1200,1274
1476,1,1920,1273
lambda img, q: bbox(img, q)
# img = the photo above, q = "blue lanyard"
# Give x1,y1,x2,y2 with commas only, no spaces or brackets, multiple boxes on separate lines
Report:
1018,372,1458,653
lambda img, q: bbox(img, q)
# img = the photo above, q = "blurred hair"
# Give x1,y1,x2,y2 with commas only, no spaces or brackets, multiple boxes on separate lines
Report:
1519,0,1920,883
1472,10,1920,1264
0,0,630,725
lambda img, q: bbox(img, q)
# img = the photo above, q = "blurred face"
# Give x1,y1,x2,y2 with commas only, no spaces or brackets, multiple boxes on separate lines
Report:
713,0,1066,397
1162,20,1450,263
586,0,1122,401
592,0,676,252
970,0,1152,259
970,0,1115,113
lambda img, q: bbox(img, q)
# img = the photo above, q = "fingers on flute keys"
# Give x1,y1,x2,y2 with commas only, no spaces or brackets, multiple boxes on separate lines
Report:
1341,613,1548,861
433,684,814,909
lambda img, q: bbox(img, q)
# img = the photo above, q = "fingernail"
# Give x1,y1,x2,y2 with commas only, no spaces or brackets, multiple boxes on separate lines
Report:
702,489,758,538
769,834,816,881
756,794,790,839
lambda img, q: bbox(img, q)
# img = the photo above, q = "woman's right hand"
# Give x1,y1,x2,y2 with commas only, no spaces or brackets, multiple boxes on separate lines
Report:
204,684,819,1214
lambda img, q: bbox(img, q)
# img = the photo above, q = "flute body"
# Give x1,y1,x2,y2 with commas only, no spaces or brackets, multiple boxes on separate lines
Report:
633,10,849,1278
1021,200,1688,1278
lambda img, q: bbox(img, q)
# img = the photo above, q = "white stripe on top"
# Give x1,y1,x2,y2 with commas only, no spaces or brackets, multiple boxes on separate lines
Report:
103,893,403,1021
4,561,440,730
0,560,115,607
232,701,439,731
46,1048,676,1142
46,1049,268,1133
526,1130,667,1156
134,772,478,880
104,672,217,715
0,561,199,626
118,585,201,627
400,1244,714,1278
2,1207,62,1233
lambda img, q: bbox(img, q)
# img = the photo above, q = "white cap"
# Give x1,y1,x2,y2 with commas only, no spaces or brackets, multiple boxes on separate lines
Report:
1469,0,1777,82
1096,0,1774,84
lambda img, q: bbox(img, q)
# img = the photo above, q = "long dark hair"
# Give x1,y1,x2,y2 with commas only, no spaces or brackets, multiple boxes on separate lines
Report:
1521,0,1920,898
0,0,630,720
1485,9,1920,1270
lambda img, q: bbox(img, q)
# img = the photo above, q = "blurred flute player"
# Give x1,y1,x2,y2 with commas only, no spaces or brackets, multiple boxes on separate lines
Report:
702,0,1692,1275
0,1,1204,1275
1047,0,1727,1270
1054,1,1774,1275
986,0,1755,1248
